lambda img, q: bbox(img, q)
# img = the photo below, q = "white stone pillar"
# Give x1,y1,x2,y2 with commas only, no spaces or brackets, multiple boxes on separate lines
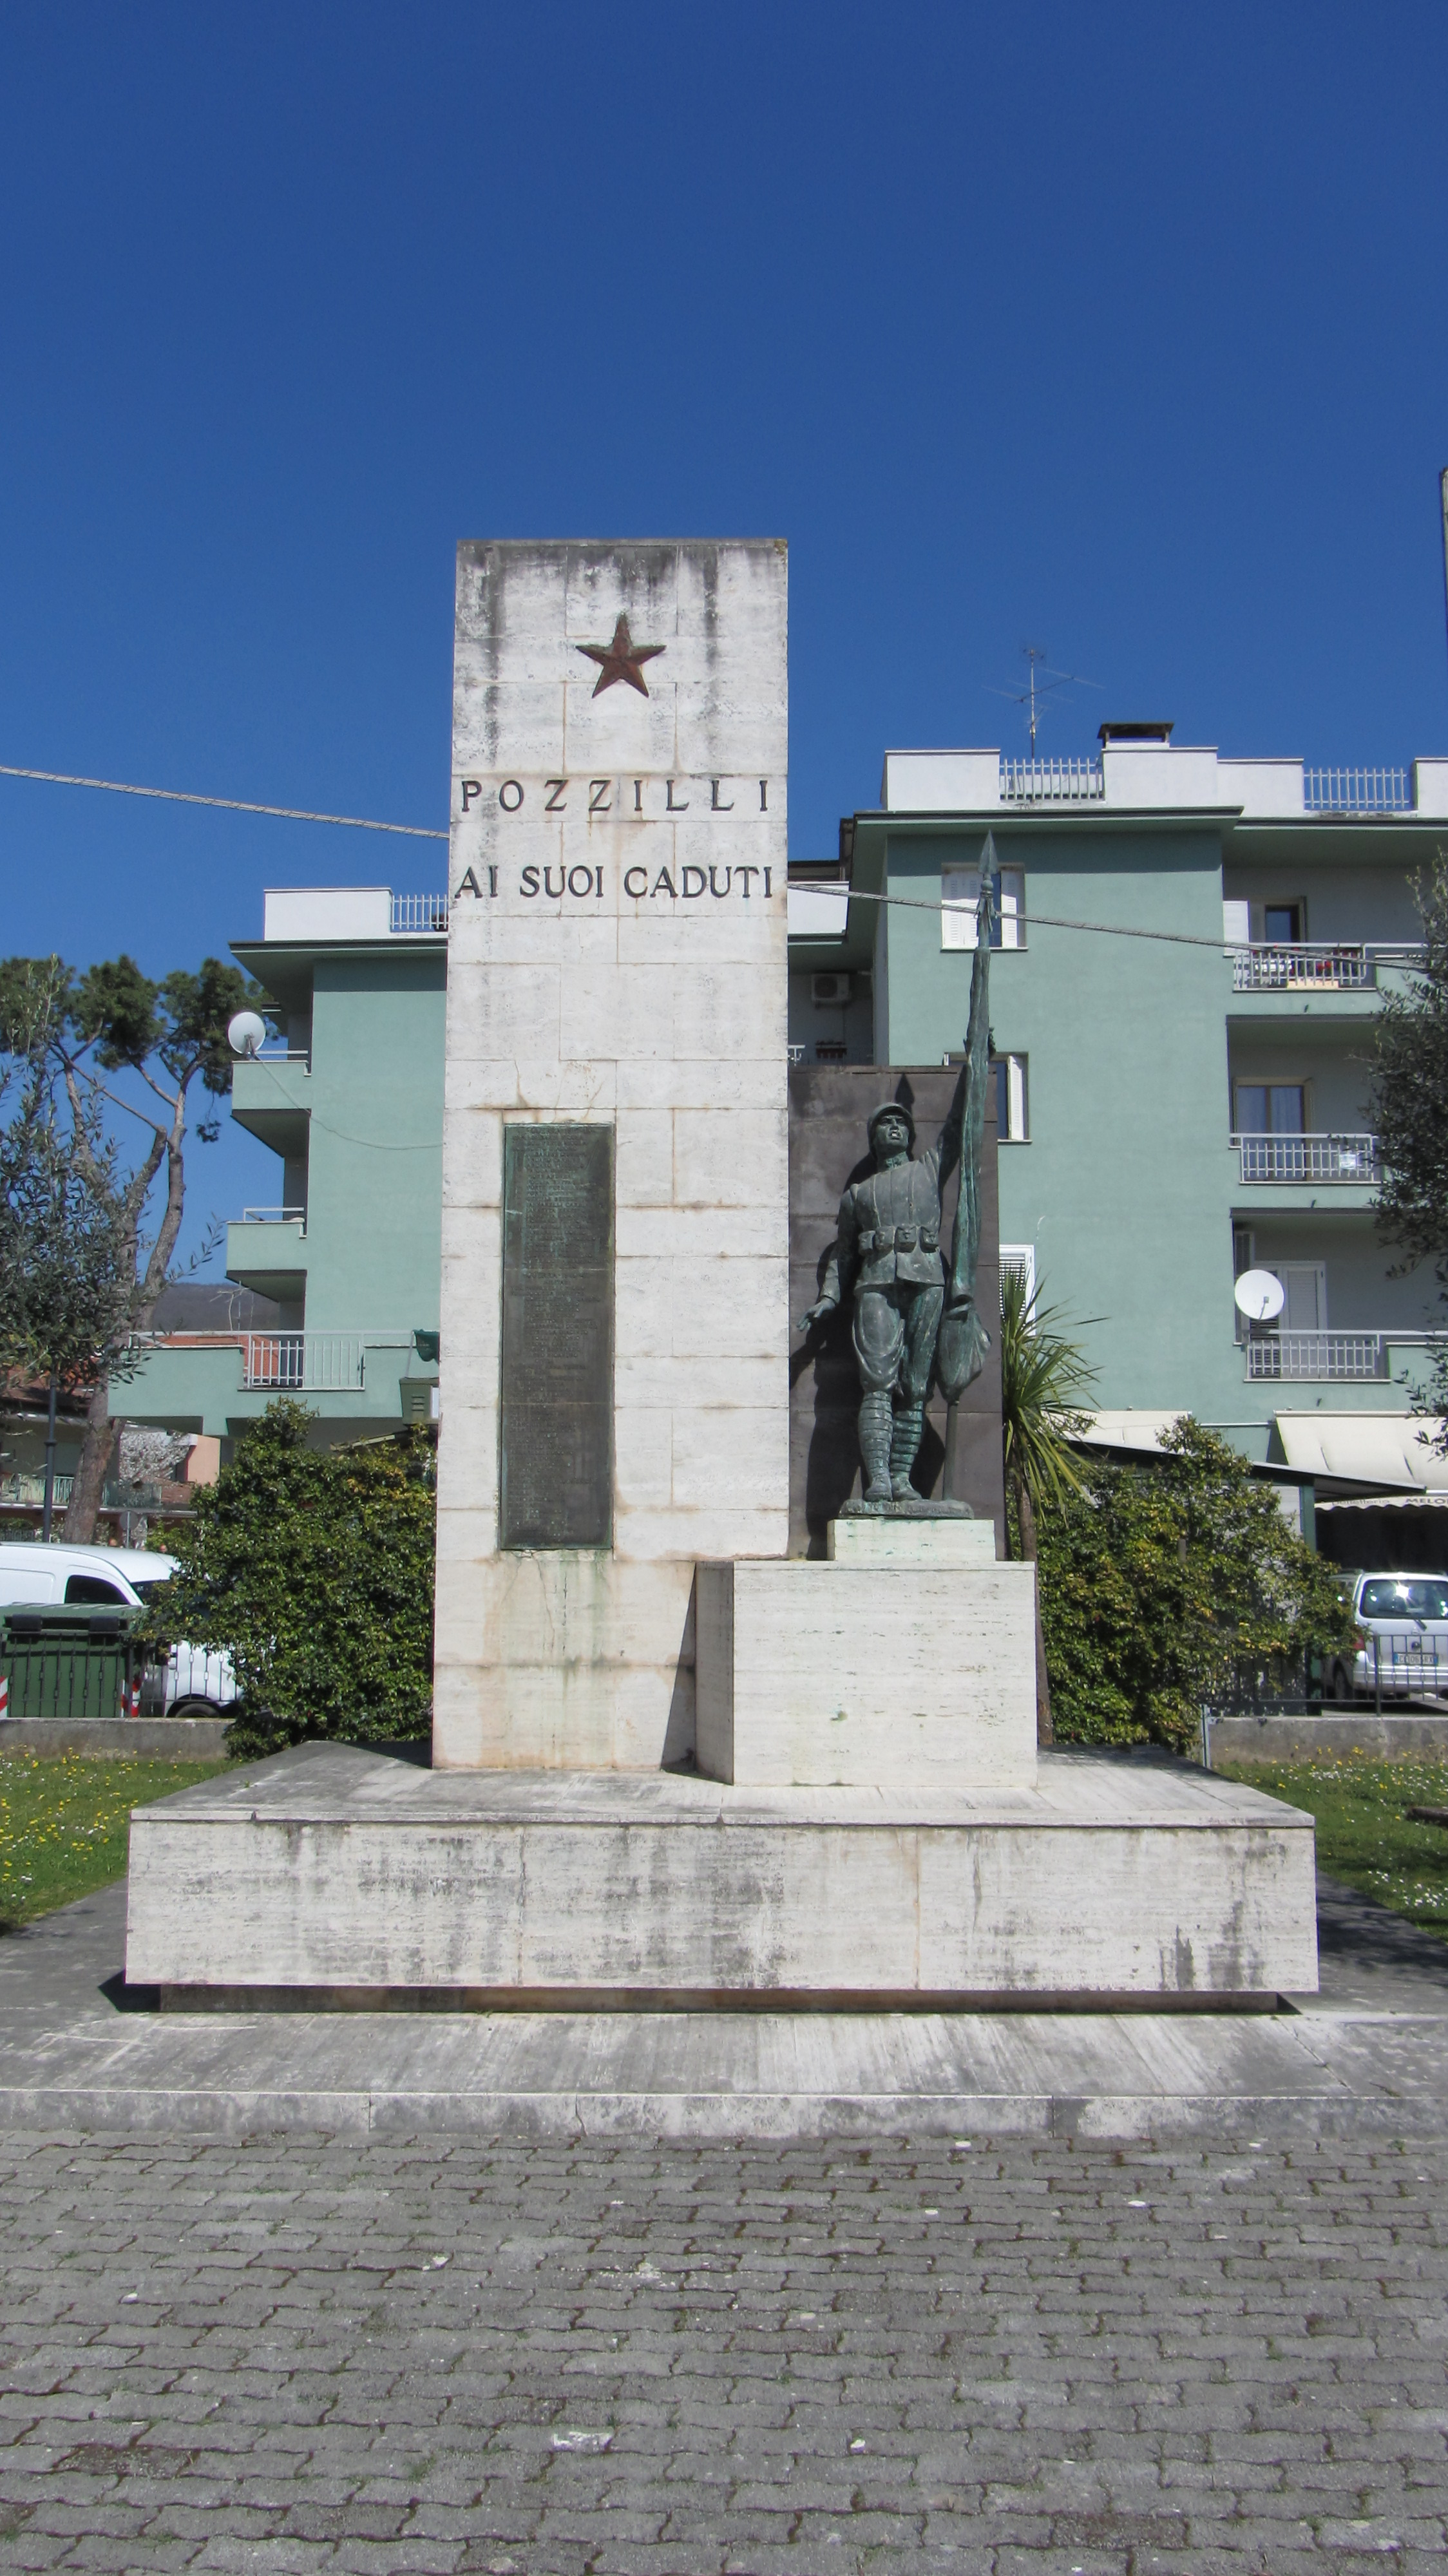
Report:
433,541,790,1770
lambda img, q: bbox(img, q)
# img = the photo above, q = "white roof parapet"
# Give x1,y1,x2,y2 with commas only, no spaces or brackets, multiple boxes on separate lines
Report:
1215,759,1306,817
787,882,849,938
876,744,1440,820
1098,742,1224,808
881,752,1002,812
262,887,392,942
1413,759,1448,819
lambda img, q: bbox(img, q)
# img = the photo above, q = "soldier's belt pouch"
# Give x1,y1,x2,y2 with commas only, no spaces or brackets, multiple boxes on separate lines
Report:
861,1226,938,1254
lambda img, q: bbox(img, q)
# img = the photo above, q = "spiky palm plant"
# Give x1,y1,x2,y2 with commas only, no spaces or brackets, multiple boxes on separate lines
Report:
999,1265,1099,1742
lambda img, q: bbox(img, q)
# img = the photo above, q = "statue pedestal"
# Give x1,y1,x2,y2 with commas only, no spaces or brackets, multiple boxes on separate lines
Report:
696,1520,1036,1790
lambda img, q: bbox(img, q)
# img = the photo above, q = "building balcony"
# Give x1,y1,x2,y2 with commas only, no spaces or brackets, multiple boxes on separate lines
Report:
243,1331,365,1391
225,1213,307,1302
1231,942,1377,993
241,1330,425,1394
229,1053,311,1157
1227,943,1420,1022
1244,1330,1433,1383
1233,1133,1380,1186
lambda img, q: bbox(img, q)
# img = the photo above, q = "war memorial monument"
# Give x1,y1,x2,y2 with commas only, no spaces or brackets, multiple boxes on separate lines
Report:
125,540,1317,2007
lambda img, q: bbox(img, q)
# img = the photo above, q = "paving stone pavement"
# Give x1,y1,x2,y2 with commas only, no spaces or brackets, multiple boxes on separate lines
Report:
0,2124,1446,2576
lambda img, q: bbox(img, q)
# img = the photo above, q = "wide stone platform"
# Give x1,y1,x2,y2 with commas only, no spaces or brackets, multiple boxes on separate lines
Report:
124,1741,1317,2007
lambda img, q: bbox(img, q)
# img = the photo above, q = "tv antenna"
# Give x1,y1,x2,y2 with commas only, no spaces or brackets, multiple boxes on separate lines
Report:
986,644,1101,755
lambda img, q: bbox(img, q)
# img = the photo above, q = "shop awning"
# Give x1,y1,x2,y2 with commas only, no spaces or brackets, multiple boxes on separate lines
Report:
1271,1412,1448,1493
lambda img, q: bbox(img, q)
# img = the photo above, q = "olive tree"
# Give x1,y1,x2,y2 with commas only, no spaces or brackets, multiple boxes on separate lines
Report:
0,951,263,1535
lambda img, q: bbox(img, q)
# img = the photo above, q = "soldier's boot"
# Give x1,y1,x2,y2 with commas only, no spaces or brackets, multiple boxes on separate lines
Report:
859,1392,893,1504
890,1401,925,1501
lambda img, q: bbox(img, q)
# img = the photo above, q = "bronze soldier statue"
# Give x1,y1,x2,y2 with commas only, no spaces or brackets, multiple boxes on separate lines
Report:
799,1089,968,1504
798,860,995,1508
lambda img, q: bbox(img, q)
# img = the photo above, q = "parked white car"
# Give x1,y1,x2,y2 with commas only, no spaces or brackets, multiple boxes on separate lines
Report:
1328,1571,1448,1703
0,1541,238,1716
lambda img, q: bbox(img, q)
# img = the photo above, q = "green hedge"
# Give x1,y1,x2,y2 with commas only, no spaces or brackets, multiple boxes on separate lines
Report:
140,1398,435,1754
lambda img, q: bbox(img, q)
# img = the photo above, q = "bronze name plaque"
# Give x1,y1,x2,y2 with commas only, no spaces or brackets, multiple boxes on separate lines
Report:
499,1123,614,1550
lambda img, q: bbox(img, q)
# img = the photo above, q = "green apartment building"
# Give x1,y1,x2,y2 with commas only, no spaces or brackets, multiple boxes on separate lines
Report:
128,730,1448,1549
788,724,1448,1531
124,886,446,1448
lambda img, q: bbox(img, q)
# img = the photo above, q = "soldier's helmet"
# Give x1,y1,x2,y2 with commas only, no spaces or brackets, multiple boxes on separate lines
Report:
867,1101,916,1150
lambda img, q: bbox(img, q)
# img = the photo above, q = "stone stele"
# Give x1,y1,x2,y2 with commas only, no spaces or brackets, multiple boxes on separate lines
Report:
434,540,789,1772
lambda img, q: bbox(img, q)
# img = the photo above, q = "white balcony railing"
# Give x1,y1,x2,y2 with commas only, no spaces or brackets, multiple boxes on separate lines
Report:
243,1332,367,1391
238,1206,306,1226
1234,1133,1381,1184
391,893,450,933
0,1473,74,1508
1231,942,1374,992
1246,1332,1387,1381
240,1330,418,1392
1304,766,1411,815
1000,756,1104,804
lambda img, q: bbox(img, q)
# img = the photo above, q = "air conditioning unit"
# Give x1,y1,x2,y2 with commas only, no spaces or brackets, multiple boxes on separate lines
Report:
812,972,852,1005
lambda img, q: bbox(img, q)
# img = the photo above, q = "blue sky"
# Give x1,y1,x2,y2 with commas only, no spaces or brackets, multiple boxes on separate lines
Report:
3,1,1447,1253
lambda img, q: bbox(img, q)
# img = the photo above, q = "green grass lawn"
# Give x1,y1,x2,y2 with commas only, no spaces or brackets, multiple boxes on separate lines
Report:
1218,1754,1448,1938
0,1752,228,1933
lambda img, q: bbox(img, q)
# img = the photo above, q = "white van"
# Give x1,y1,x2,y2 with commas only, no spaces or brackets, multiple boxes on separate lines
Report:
0,1541,238,1716
1328,1571,1448,1702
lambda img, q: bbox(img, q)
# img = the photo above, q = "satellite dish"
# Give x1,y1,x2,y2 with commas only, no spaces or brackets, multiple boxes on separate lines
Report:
1234,1268,1285,1324
227,1010,268,1059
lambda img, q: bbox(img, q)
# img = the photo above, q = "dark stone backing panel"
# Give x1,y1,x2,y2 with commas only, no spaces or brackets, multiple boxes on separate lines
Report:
788,1065,1005,1558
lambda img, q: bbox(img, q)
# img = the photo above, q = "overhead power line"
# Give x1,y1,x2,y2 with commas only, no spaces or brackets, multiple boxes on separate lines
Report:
0,762,448,840
0,755,1422,961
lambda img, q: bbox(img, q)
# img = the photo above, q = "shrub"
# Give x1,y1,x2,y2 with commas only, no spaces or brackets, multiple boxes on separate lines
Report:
1036,1418,1358,1752
139,1397,435,1754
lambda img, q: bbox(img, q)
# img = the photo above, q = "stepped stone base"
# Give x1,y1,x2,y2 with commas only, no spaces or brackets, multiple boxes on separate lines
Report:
124,1743,1318,2007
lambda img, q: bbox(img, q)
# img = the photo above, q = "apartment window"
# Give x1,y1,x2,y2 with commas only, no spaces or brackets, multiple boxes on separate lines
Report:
994,1054,1029,1142
942,864,1024,952
1234,1083,1305,1135
1262,903,1303,943
1000,1243,1036,1309
1267,1261,1327,1330
1223,900,1308,945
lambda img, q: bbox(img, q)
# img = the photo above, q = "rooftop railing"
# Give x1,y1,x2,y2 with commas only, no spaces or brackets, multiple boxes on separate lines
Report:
391,893,450,933
1000,757,1104,803
238,1206,306,1226
1304,767,1412,815
1233,1133,1381,1184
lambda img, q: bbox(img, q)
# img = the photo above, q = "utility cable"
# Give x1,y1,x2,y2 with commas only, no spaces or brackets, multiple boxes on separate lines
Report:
0,757,1422,955
0,762,448,840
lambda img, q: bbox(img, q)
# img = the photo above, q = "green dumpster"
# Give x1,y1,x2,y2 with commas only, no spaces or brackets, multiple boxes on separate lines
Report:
0,1605,147,1722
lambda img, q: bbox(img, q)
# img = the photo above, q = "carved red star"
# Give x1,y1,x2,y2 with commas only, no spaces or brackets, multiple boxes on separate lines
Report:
576,614,665,698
